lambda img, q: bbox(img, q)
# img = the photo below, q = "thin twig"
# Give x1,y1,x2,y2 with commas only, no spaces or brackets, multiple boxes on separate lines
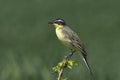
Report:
58,68,64,80
55,52,73,80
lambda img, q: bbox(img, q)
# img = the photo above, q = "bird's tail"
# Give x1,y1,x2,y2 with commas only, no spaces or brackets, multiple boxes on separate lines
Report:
72,41,94,79
82,55,93,76
81,53,94,80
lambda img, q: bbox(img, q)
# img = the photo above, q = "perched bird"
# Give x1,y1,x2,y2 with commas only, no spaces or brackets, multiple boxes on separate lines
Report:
49,18,93,76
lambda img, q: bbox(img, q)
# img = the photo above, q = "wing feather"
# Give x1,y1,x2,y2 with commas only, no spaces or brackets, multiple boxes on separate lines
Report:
62,26,87,56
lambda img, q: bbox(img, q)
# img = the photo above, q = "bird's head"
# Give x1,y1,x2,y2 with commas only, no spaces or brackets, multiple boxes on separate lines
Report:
49,18,66,28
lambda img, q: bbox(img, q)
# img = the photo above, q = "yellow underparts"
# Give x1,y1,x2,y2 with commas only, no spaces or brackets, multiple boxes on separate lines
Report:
53,23,75,50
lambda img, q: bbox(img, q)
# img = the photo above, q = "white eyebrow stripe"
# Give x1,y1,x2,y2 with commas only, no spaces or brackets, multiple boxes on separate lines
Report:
57,20,63,22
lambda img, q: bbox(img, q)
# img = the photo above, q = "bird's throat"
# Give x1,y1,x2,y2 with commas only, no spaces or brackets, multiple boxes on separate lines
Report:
53,24,63,28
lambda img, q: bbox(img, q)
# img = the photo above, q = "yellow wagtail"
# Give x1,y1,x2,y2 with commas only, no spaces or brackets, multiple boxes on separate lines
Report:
49,18,93,76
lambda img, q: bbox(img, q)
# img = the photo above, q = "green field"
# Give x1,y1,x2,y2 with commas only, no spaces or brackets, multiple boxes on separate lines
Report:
0,0,120,80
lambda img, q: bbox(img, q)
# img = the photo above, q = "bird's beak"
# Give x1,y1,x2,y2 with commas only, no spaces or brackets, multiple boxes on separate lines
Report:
48,21,54,24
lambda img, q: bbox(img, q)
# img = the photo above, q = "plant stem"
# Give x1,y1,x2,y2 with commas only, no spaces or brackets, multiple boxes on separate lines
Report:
58,68,64,80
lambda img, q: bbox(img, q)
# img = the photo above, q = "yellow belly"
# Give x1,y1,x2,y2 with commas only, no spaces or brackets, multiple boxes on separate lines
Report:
56,28,73,49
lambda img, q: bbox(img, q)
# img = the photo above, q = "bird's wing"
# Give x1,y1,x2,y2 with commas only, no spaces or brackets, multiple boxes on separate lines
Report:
62,26,87,56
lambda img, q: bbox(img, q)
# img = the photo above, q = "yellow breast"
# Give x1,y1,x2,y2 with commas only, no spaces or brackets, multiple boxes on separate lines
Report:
56,28,67,41
55,27,73,49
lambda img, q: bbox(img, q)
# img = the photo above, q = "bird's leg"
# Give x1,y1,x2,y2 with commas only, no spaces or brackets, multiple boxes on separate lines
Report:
65,50,75,59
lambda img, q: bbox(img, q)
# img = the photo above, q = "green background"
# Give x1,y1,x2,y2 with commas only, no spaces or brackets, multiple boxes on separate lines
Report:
0,0,120,80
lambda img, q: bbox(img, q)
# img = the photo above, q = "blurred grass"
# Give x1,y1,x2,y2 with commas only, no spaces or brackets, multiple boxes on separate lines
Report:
0,0,120,80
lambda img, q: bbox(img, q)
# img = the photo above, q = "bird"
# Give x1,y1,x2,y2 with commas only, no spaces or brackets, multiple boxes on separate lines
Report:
49,18,93,76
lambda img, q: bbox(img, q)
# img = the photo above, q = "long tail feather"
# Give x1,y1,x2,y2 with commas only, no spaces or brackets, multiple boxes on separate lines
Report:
81,53,94,80
82,56,93,76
